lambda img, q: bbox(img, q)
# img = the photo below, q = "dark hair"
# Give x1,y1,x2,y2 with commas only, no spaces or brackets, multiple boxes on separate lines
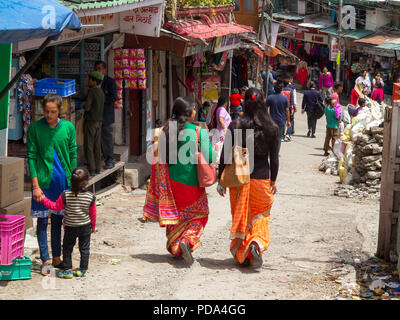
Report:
162,97,195,163
42,93,62,112
358,98,366,106
274,82,283,93
334,82,343,90
95,61,107,69
232,88,239,94
203,101,211,108
89,76,102,85
71,167,89,197
242,88,279,155
214,96,228,128
376,82,383,89
310,81,317,89
283,78,290,87
368,68,373,72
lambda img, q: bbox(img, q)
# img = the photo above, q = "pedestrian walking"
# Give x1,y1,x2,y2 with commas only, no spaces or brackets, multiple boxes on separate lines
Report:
288,75,297,135
266,82,290,152
323,97,341,156
308,62,320,89
95,61,118,170
350,82,365,106
262,65,277,97
319,67,334,101
301,81,323,138
84,71,105,176
229,88,244,120
216,88,279,268
355,70,371,96
26,93,77,275
210,96,232,163
143,97,217,265
281,78,295,142
41,168,96,279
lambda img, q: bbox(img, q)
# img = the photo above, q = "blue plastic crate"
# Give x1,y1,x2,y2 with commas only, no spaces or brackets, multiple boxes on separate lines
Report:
34,78,76,97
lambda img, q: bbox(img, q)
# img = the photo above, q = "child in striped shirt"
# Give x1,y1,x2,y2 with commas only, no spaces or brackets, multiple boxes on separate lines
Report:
41,167,96,278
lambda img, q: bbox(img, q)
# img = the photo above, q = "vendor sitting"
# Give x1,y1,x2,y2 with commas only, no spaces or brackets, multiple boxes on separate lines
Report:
229,88,243,120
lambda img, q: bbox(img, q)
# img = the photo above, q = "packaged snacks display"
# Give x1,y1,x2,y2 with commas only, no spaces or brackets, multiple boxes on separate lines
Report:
130,69,138,78
115,69,123,80
122,49,130,58
115,79,123,88
136,68,146,78
115,99,123,109
130,49,136,59
135,49,145,59
121,58,130,68
115,49,122,58
138,77,147,89
130,59,137,69
136,58,146,69
122,68,131,79
114,59,122,69
128,78,138,89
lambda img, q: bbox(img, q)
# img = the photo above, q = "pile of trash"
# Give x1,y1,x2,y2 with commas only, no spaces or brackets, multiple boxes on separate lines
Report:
318,97,386,197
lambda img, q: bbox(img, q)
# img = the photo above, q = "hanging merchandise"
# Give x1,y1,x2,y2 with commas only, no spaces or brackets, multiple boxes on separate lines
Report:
17,74,34,144
215,51,229,71
114,48,147,109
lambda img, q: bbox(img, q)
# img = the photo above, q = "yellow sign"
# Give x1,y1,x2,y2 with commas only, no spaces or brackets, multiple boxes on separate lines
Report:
203,89,219,101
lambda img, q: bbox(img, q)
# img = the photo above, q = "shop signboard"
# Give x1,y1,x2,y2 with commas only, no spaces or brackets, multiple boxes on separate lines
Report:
120,4,164,38
185,42,213,57
16,13,119,52
329,36,345,62
214,34,242,53
354,44,396,58
304,32,328,45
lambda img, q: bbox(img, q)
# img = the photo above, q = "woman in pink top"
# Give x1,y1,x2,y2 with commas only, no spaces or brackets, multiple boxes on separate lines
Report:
211,96,232,163
371,82,384,103
319,67,334,101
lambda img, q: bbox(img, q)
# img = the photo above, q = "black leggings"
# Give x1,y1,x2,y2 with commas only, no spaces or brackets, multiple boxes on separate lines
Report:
62,224,92,270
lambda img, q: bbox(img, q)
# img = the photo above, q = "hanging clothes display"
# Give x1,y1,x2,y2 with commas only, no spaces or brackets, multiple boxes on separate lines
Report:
17,74,34,144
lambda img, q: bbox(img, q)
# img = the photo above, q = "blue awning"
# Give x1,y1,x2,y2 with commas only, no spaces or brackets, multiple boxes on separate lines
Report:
321,26,375,40
0,0,82,44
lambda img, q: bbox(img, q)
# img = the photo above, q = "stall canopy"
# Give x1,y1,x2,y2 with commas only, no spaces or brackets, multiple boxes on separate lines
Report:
355,33,400,46
321,26,375,40
0,0,82,44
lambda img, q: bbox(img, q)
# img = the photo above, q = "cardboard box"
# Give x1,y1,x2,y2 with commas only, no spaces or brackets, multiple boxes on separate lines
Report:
0,198,32,230
0,157,24,208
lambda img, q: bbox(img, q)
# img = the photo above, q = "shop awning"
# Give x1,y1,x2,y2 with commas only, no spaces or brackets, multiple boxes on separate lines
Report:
298,19,335,30
165,15,253,41
272,12,307,21
375,43,400,50
58,0,164,16
321,26,375,40
0,0,82,44
355,33,400,45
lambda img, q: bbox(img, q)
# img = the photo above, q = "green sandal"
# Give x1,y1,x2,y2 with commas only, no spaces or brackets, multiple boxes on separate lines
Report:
73,268,86,277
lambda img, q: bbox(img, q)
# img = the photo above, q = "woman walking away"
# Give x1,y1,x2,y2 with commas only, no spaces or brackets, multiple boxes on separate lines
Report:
143,97,217,265
210,96,232,163
41,168,96,278
26,93,77,275
217,88,279,268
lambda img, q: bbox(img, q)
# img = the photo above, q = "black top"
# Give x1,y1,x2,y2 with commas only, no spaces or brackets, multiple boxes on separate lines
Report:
218,119,279,182
301,89,323,113
101,75,118,126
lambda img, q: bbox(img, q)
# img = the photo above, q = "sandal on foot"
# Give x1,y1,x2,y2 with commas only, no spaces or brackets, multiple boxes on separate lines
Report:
250,244,263,268
57,269,73,279
179,241,194,266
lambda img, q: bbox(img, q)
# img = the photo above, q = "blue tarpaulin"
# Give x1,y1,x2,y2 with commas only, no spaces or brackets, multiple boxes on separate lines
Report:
0,0,82,44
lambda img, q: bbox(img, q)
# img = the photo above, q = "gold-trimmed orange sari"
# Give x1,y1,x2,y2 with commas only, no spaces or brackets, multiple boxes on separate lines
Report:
229,179,273,265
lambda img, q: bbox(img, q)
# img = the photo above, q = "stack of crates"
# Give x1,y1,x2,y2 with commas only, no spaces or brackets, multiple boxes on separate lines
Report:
0,215,31,280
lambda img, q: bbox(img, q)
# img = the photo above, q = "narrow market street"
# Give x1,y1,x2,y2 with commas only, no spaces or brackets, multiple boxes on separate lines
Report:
0,93,381,300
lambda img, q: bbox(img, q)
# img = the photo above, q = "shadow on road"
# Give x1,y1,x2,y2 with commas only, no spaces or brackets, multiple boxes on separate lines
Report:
308,153,325,157
196,257,272,274
130,253,188,269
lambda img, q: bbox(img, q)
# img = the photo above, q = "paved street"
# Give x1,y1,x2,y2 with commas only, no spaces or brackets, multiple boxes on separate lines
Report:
1,93,380,300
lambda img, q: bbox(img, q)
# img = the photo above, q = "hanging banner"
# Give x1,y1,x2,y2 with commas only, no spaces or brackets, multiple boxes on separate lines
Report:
330,37,345,62
120,4,164,37
271,22,280,48
213,34,242,53
0,44,12,156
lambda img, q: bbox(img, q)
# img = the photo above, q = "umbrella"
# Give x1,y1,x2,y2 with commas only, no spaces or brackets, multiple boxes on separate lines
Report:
0,0,82,101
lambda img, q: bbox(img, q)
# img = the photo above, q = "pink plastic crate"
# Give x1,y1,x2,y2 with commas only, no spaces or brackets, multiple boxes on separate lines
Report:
0,215,25,266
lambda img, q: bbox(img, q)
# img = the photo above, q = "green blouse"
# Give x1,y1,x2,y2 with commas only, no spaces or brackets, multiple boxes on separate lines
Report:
168,122,216,187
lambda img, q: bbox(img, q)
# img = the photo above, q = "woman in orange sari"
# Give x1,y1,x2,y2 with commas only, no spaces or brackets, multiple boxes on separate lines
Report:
143,97,217,265
217,88,280,268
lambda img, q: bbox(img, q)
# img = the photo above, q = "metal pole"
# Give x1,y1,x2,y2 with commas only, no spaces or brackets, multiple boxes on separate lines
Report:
336,0,343,82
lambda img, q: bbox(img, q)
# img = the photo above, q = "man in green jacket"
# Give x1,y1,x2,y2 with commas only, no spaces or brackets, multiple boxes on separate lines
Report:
84,71,105,176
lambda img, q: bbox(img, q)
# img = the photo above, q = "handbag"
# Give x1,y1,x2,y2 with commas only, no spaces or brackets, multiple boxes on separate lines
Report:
195,126,217,188
220,145,250,188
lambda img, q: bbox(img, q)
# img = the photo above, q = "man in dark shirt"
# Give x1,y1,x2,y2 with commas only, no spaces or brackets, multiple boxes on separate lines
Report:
95,61,118,169
266,83,290,153
301,81,323,138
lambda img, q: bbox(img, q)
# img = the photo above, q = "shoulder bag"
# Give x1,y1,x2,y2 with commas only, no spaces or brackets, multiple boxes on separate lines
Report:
195,126,217,188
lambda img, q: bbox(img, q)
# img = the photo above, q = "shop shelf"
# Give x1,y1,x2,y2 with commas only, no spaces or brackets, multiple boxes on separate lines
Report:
0,215,25,266
35,78,76,97
0,256,32,281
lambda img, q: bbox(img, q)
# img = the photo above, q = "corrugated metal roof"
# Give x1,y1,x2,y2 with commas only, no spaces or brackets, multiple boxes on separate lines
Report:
376,43,400,50
355,33,400,45
272,12,305,21
321,26,375,40
58,0,146,10
298,18,335,29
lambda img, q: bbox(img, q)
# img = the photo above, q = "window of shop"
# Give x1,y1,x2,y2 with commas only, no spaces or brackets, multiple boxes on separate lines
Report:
235,0,240,11
244,0,254,12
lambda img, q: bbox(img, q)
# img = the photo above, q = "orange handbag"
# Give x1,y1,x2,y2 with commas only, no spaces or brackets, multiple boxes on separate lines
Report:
195,126,217,188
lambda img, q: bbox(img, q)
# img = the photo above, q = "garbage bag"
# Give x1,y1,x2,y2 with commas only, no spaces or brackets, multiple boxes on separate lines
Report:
341,124,353,142
333,139,346,159
338,156,347,184
342,106,352,125
344,144,354,169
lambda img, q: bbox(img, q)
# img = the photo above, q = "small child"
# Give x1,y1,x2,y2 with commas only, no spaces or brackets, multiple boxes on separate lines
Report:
41,168,97,279
324,98,341,156
198,101,211,122
229,88,243,120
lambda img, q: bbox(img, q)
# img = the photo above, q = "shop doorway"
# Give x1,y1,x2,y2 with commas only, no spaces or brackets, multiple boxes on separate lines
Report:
129,89,143,156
